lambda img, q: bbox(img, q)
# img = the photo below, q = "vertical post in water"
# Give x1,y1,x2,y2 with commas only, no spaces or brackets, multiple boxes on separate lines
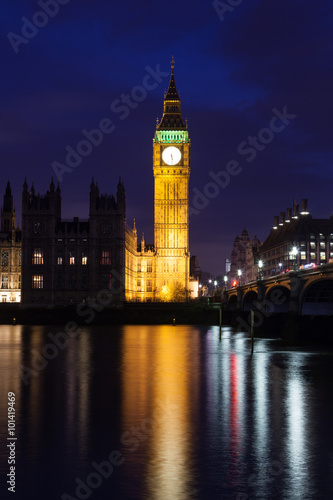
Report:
250,309,254,355
219,306,222,340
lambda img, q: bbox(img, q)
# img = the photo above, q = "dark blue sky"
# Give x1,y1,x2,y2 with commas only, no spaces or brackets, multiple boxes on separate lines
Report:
2,0,333,274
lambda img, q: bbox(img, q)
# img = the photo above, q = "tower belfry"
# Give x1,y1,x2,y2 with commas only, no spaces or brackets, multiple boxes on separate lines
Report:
153,59,191,299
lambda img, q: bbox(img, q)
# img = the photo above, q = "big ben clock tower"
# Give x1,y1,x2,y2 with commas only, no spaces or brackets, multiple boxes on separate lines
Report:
153,58,190,300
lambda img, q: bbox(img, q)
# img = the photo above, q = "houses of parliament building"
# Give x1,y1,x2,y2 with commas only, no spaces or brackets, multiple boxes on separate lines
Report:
1,61,197,304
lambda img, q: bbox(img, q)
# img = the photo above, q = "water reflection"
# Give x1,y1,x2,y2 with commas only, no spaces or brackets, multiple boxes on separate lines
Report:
120,325,200,500
0,325,333,499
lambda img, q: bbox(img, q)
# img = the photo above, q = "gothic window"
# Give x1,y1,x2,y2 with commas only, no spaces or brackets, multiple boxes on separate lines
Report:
32,248,43,265
68,274,75,289
101,273,112,289
101,250,111,265
102,224,110,235
69,251,75,265
19,251,22,267
56,274,62,289
33,221,41,234
81,274,87,289
147,259,152,273
57,251,63,265
2,251,9,267
1,275,8,289
32,275,43,289
82,251,88,265
146,280,152,293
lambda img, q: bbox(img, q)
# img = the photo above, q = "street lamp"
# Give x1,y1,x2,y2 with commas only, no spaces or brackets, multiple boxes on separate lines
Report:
279,262,283,273
258,260,263,280
291,246,298,271
237,269,242,286
214,280,217,290
224,275,228,290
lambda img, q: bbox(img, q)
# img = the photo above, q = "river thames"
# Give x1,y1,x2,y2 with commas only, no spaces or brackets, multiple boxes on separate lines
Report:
1,324,333,499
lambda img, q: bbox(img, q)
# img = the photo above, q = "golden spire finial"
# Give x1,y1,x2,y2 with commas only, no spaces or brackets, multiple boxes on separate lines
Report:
171,56,175,70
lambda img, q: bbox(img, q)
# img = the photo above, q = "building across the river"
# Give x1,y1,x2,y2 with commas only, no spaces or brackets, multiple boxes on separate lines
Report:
0,182,22,302
21,60,196,304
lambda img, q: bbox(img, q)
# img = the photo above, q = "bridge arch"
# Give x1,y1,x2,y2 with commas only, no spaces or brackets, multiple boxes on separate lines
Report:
301,279,333,315
228,294,238,310
243,290,258,311
264,285,290,313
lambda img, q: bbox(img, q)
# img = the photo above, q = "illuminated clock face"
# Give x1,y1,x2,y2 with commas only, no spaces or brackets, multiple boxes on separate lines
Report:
162,146,181,166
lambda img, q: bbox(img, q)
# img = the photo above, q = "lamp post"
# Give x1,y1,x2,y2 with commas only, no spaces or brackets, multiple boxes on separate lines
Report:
214,280,217,290
292,246,298,271
258,260,263,281
237,269,242,286
279,262,283,274
224,275,228,290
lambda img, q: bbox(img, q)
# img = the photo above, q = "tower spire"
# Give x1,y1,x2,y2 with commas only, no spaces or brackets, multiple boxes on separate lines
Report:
157,57,186,130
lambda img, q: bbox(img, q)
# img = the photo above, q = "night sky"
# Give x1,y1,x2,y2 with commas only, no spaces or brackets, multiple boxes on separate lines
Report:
2,0,333,274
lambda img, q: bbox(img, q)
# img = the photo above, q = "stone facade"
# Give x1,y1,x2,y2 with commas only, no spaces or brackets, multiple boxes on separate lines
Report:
0,183,22,302
21,178,136,304
228,228,261,285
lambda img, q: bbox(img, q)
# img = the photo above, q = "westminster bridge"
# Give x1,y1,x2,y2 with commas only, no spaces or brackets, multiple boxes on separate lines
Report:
218,262,333,316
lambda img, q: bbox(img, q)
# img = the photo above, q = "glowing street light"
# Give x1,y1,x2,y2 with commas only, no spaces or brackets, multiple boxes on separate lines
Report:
224,275,228,290
237,269,242,286
258,260,263,281
291,246,298,271
279,262,283,273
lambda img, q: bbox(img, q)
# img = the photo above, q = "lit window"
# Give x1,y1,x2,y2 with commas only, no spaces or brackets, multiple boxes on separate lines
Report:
32,275,43,289
82,254,88,265
57,256,63,265
1,275,8,289
101,250,111,265
2,250,9,267
137,280,141,292
320,242,325,249
69,251,75,265
32,248,43,265
300,251,306,260
320,252,326,261
146,280,152,293
310,252,316,260
310,242,316,249
147,259,152,273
